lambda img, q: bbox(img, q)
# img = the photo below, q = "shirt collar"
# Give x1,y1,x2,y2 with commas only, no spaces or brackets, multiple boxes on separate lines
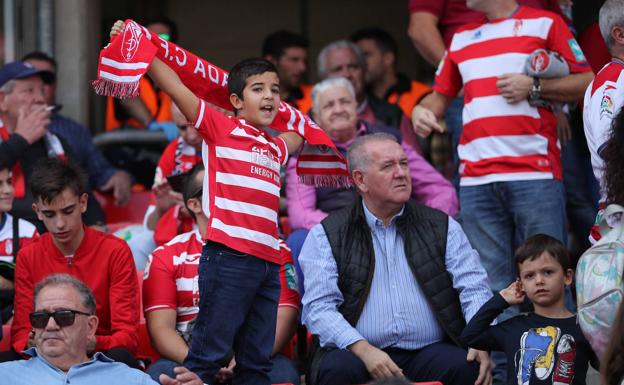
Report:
362,200,404,229
24,347,114,373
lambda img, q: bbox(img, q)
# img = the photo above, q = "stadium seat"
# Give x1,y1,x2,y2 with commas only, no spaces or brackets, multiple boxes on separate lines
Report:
94,189,151,225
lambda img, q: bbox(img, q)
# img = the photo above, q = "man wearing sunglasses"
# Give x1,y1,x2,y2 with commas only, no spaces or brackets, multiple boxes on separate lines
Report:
0,273,202,384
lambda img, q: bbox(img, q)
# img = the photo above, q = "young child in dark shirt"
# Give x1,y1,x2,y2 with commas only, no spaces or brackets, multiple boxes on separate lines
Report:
461,234,598,385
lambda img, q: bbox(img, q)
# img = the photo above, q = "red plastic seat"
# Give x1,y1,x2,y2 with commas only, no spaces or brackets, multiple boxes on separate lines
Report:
94,189,151,225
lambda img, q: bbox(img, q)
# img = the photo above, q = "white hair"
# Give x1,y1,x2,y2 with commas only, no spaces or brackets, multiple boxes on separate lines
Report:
600,0,624,51
317,40,365,79
311,77,356,116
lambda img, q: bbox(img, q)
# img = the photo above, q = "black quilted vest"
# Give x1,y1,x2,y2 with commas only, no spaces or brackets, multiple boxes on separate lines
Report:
308,199,466,385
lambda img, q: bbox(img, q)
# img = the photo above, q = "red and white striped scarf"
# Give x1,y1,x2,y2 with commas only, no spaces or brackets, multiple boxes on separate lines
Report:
93,20,350,188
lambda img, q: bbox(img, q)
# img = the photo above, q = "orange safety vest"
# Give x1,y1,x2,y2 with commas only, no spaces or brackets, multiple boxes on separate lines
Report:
105,77,173,131
387,80,432,117
290,84,313,114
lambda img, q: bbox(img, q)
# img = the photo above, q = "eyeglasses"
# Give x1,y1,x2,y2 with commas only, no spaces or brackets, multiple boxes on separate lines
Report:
29,309,91,328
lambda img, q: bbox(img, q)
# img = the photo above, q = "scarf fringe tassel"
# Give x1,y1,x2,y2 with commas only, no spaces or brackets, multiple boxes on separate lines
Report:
92,78,140,99
300,175,353,188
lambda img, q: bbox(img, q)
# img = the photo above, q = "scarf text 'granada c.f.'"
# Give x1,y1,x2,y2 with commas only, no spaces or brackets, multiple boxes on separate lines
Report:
93,20,350,188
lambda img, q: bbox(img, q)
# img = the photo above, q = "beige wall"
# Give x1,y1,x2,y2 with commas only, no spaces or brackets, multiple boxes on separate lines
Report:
167,0,429,84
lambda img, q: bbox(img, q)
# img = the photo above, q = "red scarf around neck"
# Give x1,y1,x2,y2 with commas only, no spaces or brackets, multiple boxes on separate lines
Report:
93,20,350,188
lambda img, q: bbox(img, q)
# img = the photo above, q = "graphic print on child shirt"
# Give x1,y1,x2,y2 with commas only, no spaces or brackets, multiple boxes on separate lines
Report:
516,326,577,385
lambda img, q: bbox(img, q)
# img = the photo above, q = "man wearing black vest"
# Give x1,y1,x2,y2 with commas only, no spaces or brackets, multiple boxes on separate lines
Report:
299,133,493,385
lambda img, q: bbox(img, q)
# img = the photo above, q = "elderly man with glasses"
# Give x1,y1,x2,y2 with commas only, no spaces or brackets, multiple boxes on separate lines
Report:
0,273,202,384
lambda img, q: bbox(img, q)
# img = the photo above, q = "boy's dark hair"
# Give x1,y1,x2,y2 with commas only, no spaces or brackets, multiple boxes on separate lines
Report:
262,30,309,59
30,158,87,204
21,51,57,71
0,158,8,173
228,58,278,101
146,16,178,43
515,234,571,271
183,163,205,221
350,27,399,58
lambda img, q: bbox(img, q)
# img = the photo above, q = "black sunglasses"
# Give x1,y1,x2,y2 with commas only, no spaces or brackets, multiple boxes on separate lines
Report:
29,309,91,328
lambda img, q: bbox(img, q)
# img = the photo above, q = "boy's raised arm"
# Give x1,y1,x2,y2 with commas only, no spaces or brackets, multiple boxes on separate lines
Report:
108,20,199,125
147,58,199,124
278,132,304,155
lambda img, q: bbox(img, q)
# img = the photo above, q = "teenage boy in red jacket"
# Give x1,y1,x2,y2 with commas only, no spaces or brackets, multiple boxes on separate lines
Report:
3,158,140,368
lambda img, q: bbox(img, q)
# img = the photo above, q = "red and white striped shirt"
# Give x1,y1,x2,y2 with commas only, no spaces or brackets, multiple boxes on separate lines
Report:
195,100,288,263
143,230,299,333
434,6,591,186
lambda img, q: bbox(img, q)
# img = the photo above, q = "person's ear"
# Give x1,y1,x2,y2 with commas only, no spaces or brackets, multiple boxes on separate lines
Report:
229,93,244,111
351,169,368,193
79,193,88,214
32,203,43,221
612,25,624,46
382,52,394,69
517,278,524,292
564,268,574,286
87,315,99,337
0,91,8,113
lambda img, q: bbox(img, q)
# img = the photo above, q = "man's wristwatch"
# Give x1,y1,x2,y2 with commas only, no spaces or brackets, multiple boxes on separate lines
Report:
529,77,541,100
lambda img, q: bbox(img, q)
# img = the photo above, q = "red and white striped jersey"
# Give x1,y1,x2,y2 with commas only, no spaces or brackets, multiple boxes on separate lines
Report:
434,6,591,186
143,229,202,333
143,230,300,334
0,213,38,263
195,100,288,263
583,60,624,200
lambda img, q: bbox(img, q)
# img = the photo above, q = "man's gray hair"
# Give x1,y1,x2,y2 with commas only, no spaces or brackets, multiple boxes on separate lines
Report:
347,132,399,174
311,77,356,116
33,274,96,314
599,0,624,51
317,40,366,80
0,79,16,94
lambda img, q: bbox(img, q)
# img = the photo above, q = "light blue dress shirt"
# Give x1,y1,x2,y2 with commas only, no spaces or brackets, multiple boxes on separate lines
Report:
0,348,157,385
300,202,493,350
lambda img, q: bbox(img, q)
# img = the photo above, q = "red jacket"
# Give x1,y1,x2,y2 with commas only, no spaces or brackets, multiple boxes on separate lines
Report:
12,226,139,354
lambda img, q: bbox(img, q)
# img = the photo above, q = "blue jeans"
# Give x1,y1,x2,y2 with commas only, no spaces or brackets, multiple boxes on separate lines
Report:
459,179,566,293
445,97,464,191
183,242,280,385
149,354,299,385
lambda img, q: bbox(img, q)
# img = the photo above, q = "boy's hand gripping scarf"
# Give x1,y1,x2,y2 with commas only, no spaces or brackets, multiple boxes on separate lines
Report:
93,20,350,188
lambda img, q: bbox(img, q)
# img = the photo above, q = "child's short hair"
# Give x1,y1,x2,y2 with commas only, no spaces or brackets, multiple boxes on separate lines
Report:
515,234,571,271
228,58,278,101
0,159,8,173
30,158,87,204
183,163,205,221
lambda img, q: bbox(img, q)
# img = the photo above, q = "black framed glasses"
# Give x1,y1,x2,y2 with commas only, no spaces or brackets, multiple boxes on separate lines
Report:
29,309,91,328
